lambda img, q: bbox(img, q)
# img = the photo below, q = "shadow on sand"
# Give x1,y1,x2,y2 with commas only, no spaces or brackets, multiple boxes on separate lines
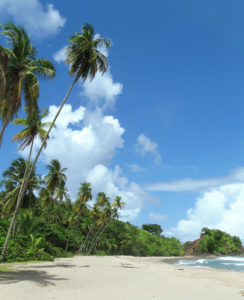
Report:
0,269,68,287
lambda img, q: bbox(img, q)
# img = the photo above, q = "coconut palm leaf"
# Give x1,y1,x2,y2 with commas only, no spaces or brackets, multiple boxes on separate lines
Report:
0,22,55,146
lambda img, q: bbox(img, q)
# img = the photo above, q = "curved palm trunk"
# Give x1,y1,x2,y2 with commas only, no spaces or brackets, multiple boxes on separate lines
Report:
0,120,8,147
89,220,112,254
12,138,34,235
79,223,95,253
1,79,77,261
86,224,105,255
84,223,97,254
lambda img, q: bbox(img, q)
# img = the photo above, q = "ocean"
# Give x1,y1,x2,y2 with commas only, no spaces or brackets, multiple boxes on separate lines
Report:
171,256,244,272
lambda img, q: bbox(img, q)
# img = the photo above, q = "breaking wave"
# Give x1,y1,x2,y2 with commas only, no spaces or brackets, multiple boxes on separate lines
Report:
172,256,244,272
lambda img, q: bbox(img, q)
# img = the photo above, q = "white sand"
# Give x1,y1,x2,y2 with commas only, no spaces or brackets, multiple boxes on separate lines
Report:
1,256,244,299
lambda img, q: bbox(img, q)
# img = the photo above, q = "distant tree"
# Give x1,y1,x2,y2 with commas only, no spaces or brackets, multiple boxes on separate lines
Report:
201,227,211,236
142,224,163,236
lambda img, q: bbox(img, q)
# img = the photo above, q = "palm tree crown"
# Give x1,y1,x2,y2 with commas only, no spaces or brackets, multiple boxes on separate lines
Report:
0,158,41,214
65,23,110,82
12,107,52,150
0,22,55,145
44,159,67,195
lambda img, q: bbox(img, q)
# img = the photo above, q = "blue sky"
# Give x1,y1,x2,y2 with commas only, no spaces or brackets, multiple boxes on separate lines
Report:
1,0,244,242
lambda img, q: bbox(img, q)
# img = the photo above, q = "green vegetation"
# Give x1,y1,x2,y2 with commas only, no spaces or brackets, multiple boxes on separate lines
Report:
142,224,163,236
184,227,243,255
0,158,183,261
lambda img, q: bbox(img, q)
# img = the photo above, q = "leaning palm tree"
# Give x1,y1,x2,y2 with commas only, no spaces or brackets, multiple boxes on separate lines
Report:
1,23,110,261
0,22,55,145
89,196,125,254
66,182,92,251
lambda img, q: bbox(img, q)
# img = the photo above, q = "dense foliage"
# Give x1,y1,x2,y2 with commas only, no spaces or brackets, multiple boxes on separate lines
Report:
0,158,184,262
184,227,243,255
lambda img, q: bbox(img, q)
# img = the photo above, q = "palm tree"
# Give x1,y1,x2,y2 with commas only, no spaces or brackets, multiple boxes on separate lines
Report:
44,159,67,196
12,107,52,157
81,204,101,254
89,197,125,254
66,183,92,252
0,158,41,215
1,23,110,261
54,185,69,202
11,108,53,209
0,22,55,145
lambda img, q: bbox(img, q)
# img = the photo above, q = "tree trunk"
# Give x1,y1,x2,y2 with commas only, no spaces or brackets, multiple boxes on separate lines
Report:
0,120,7,147
12,139,34,235
1,79,77,262
65,222,74,252
89,220,112,254
87,224,104,255
79,223,94,254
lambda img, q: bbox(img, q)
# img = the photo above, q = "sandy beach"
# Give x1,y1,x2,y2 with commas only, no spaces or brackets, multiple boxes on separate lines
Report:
1,256,244,300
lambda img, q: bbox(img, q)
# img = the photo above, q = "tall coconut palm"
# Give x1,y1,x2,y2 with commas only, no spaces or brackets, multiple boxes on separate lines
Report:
66,183,92,252
0,22,55,145
12,107,52,200
1,23,110,261
44,159,67,196
90,197,125,254
85,194,110,254
12,107,52,156
81,204,101,254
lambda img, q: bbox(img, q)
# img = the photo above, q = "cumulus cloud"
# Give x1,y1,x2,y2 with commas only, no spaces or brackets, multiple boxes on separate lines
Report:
135,134,162,164
147,167,244,192
170,183,244,242
20,104,157,221
53,46,67,64
149,212,168,222
82,70,123,109
0,0,65,38
86,165,155,220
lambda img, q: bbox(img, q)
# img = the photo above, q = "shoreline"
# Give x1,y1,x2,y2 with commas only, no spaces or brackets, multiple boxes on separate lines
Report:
1,255,244,299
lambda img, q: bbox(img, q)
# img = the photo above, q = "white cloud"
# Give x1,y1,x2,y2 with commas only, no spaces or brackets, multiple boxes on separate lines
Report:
126,163,144,173
53,46,67,64
0,0,65,38
170,183,244,242
83,70,123,109
86,165,152,220
135,134,162,164
20,104,157,221
149,212,168,222
147,167,244,192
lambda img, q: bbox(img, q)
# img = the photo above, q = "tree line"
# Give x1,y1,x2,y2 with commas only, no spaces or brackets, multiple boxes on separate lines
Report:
0,157,184,261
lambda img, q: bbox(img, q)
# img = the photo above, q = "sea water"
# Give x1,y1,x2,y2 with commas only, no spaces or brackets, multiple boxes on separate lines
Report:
171,256,244,272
